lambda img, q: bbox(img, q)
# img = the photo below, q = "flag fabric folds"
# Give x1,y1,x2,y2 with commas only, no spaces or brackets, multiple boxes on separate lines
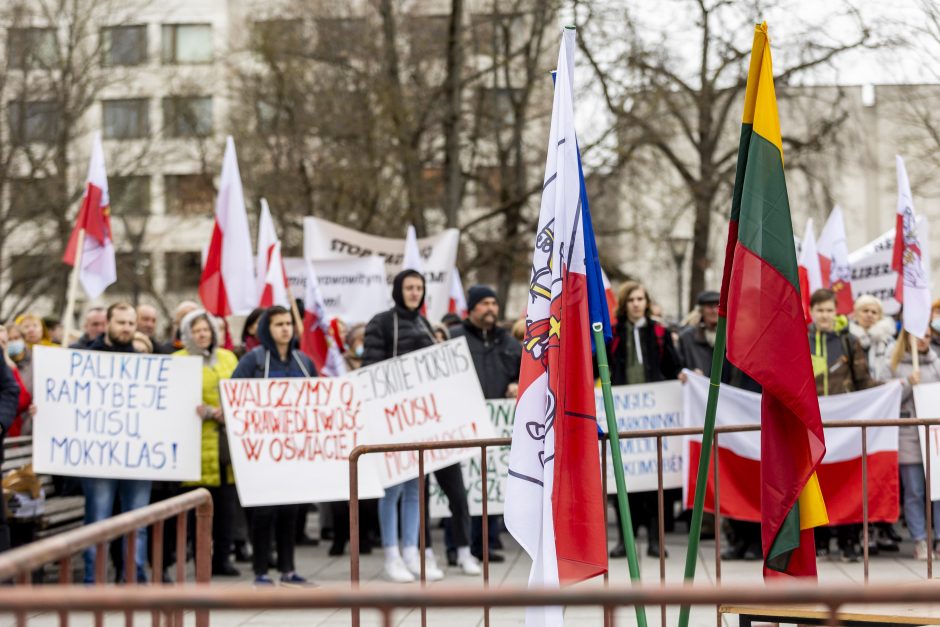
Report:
797,219,823,323
505,28,607,627
257,199,292,309
301,260,347,377
817,206,854,314
449,268,468,318
199,137,257,316
63,133,116,298
893,155,931,339
719,23,828,578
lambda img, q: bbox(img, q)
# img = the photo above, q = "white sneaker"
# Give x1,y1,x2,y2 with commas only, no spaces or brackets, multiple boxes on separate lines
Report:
384,556,416,583
405,552,444,581
914,539,931,561
456,553,481,576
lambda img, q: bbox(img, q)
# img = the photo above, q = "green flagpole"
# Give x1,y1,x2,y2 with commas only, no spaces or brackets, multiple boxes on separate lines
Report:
593,322,648,627
678,316,728,627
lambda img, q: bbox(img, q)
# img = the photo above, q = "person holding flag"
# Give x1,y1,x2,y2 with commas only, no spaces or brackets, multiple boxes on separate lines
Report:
504,27,608,627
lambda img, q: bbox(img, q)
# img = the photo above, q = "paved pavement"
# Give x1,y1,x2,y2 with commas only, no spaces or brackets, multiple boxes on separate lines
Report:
5,510,938,627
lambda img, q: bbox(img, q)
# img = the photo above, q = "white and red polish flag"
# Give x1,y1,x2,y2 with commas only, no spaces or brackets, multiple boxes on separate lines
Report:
63,133,116,298
199,136,257,316
893,155,931,339
448,268,468,318
797,218,823,323
504,28,607,627
817,206,854,314
600,267,616,320
402,224,428,316
256,199,291,308
300,259,347,376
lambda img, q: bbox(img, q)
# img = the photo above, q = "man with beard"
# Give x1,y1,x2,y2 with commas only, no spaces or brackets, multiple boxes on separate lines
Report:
448,285,521,564
81,303,151,583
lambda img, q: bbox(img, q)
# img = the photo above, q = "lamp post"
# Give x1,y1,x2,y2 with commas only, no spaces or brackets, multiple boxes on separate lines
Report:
668,235,691,320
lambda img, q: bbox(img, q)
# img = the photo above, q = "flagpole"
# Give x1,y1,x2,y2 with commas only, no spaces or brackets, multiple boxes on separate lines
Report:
911,330,920,373
593,322,648,627
678,315,727,627
61,229,85,347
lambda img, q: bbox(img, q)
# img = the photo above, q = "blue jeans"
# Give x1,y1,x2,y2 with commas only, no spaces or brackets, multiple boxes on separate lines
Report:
378,478,419,548
81,478,152,583
900,463,940,542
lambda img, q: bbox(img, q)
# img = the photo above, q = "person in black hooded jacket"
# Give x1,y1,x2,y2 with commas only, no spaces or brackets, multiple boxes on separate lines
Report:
362,270,446,583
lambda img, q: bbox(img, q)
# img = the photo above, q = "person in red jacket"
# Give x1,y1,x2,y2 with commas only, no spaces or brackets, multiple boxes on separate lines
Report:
0,324,32,436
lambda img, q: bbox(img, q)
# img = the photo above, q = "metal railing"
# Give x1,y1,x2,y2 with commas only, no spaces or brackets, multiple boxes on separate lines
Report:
0,487,213,627
348,418,940,627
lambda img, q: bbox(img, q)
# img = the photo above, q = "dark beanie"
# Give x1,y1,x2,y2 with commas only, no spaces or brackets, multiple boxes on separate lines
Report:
467,285,498,312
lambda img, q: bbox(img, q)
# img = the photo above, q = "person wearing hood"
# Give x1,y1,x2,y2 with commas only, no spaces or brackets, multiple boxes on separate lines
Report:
174,310,240,577
362,269,445,583
232,305,316,586
888,329,938,560
80,303,151,583
808,288,882,564
848,295,896,381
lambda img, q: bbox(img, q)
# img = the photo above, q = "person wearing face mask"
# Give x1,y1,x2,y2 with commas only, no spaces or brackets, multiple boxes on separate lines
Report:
362,269,445,583
343,323,366,371
0,325,32,437
889,329,939,559
0,334,24,553
607,281,680,559
5,326,30,396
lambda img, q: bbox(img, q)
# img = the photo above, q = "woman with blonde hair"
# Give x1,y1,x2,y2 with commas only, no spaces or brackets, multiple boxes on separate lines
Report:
889,329,940,559
849,295,896,381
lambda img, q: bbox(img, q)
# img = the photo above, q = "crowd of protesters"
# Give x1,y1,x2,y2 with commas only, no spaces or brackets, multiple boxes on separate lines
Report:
0,275,936,587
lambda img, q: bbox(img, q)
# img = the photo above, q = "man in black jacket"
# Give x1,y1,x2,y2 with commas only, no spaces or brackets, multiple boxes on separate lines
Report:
449,285,522,564
0,357,22,553
69,307,106,349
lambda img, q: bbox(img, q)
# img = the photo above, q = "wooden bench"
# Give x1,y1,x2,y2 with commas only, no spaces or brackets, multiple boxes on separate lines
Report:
720,603,940,627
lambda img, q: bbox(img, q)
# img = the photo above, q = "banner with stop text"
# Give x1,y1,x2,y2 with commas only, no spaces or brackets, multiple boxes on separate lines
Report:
303,216,459,324
352,336,494,487
220,377,385,507
32,346,203,481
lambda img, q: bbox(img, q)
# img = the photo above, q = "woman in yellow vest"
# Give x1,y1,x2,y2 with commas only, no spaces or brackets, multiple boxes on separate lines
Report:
174,309,240,577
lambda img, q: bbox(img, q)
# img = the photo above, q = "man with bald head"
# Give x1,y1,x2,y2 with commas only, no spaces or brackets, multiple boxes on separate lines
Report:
136,304,173,354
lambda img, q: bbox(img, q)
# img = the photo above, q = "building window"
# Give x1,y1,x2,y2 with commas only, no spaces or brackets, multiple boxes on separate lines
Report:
7,27,56,69
165,251,202,290
164,174,213,215
161,24,212,64
313,17,367,60
162,96,212,137
109,176,150,215
102,99,149,139
252,19,303,59
8,176,64,220
102,25,147,66
7,100,60,143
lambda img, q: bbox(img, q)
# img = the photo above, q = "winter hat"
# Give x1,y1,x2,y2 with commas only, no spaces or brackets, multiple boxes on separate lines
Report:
467,285,498,312
696,290,720,306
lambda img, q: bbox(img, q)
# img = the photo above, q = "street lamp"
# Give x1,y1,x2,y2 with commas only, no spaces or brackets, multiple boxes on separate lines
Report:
668,235,691,320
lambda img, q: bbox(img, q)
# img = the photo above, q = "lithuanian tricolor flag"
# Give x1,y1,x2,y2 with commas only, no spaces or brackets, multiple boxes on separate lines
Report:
719,23,829,578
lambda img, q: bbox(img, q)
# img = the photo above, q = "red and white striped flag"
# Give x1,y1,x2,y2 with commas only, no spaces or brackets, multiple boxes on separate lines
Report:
504,29,607,627
301,260,347,376
199,137,257,316
448,268,468,318
256,199,291,309
63,133,116,298
893,155,931,338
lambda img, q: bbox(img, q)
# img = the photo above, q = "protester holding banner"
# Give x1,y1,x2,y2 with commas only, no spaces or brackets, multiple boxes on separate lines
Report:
848,295,897,381
888,330,940,559
449,285,521,566
608,281,680,558
174,310,241,576
231,305,316,586
362,269,445,583
80,302,152,583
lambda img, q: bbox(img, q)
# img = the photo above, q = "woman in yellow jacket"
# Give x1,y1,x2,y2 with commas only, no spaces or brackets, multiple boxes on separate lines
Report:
174,309,240,577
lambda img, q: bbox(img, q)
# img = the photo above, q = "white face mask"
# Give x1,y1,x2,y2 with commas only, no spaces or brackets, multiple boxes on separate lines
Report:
354,344,364,358
931,318,940,336
7,339,25,358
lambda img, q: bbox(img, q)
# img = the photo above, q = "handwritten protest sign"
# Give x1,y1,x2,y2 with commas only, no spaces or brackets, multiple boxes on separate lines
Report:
220,377,384,506
597,381,684,493
353,337,494,487
430,399,514,517
32,346,202,481
913,382,940,501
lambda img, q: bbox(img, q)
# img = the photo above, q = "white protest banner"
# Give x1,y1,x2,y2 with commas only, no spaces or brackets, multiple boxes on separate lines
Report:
303,216,459,323
849,228,900,315
353,337,494,487
913,382,940,501
284,256,390,325
597,380,684,494
220,377,385,506
430,398,514,518
32,346,202,481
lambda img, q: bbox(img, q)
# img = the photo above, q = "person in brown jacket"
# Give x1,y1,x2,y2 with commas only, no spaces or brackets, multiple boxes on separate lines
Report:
808,288,883,562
